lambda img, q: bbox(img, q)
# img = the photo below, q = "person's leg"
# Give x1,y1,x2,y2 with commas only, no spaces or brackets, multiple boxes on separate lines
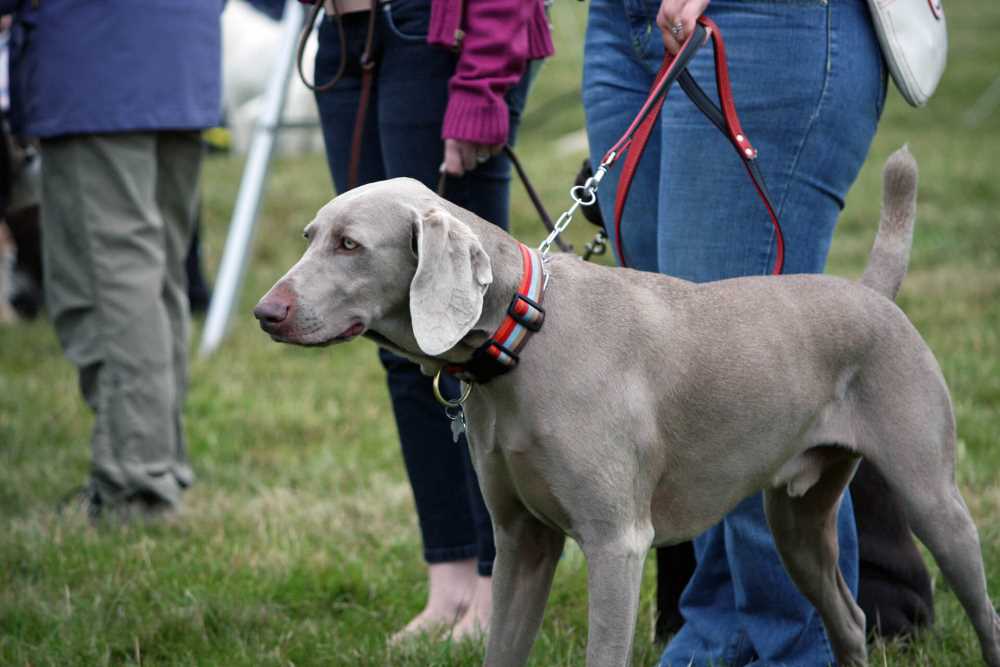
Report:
658,522,742,666
313,5,482,639
655,0,882,663
155,130,203,493
582,0,662,273
583,0,706,644
376,1,541,637
41,133,185,515
766,0,933,641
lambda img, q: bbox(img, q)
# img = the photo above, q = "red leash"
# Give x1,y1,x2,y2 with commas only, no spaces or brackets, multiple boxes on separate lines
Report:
603,17,785,275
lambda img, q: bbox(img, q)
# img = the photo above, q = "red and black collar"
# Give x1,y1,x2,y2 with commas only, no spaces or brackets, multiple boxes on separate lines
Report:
445,243,545,384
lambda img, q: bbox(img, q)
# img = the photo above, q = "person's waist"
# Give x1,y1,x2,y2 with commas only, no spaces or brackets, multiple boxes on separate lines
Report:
332,0,386,14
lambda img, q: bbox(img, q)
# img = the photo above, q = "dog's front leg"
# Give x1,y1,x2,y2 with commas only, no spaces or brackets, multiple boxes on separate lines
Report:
483,509,565,667
580,523,654,666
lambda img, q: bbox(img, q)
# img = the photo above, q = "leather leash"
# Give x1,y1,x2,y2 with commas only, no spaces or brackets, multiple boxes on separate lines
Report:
297,0,377,189
604,17,785,274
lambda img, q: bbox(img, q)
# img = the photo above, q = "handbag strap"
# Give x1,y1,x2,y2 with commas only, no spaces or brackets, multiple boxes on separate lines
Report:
609,16,785,275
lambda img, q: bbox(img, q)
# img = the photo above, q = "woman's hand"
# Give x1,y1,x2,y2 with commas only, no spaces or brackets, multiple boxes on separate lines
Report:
656,0,710,54
442,139,503,177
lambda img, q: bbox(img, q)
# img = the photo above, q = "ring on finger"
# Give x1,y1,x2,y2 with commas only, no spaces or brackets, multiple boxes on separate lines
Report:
670,21,684,39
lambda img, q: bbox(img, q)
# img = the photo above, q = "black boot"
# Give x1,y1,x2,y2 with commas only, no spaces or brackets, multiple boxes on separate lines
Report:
852,461,935,639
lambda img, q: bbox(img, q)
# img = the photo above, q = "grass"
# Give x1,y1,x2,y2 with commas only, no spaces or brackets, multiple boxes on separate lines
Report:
1,1,998,664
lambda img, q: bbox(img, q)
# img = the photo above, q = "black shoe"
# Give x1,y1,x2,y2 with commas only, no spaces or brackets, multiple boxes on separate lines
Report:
56,484,102,520
10,270,43,319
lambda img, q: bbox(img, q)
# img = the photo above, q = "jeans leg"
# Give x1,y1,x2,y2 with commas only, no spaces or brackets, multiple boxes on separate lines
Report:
654,1,876,663
313,10,480,564
582,0,661,271
660,522,742,667
583,0,881,663
730,495,858,667
314,2,538,570
379,349,482,563
376,5,537,574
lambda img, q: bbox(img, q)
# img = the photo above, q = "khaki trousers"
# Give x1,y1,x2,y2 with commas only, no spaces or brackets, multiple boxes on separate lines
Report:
41,132,202,508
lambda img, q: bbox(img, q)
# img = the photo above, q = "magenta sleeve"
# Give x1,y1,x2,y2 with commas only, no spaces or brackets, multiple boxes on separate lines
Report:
440,0,540,145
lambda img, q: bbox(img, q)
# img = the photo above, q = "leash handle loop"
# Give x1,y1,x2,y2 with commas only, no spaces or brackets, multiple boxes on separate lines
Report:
610,16,786,275
296,0,345,93
536,24,705,260
601,22,709,166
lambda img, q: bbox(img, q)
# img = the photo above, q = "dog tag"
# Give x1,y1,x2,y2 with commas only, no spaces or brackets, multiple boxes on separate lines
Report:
450,410,467,444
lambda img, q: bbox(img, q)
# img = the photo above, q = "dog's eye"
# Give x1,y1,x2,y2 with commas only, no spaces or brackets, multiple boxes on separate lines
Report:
340,237,359,251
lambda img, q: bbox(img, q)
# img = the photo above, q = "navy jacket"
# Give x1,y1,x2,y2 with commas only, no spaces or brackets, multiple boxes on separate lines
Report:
2,0,223,138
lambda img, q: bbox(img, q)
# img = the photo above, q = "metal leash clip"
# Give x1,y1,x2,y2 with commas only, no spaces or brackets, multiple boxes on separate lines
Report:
582,229,608,261
537,152,614,259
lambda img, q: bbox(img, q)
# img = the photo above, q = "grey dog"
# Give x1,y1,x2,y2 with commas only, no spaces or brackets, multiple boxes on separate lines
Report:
254,147,999,666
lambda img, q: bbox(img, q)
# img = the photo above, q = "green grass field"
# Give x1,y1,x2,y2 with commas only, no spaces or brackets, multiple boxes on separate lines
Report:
2,2,998,665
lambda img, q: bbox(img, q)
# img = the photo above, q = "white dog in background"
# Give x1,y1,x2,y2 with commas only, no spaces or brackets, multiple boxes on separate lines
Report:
222,0,325,156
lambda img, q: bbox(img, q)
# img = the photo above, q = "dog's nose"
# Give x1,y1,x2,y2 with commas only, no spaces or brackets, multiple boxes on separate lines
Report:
253,298,289,324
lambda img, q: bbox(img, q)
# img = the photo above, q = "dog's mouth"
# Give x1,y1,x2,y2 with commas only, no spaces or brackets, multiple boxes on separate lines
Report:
333,321,366,341
268,334,334,348
261,321,365,346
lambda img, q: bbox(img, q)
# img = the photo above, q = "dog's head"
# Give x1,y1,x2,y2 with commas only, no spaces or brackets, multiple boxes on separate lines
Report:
253,178,493,359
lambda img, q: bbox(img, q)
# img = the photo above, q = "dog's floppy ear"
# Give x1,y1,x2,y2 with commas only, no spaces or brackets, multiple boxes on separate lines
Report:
410,207,493,356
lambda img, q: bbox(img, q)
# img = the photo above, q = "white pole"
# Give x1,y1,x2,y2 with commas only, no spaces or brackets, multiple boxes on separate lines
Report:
199,0,305,357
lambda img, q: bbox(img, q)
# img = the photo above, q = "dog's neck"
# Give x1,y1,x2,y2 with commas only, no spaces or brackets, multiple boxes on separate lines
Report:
459,222,534,353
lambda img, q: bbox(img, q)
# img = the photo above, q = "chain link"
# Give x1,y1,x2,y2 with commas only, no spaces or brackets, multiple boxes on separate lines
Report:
537,153,615,258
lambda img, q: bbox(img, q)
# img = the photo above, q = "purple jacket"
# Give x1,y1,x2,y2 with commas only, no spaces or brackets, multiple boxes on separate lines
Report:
428,0,553,145
3,0,222,138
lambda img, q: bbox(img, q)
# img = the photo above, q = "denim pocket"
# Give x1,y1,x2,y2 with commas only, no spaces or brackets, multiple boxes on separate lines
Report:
382,0,430,42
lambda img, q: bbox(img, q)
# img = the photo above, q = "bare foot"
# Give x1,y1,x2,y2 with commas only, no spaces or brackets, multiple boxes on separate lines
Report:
451,575,492,642
390,559,478,644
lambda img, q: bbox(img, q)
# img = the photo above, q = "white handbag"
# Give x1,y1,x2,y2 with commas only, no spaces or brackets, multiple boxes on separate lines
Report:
867,0,948,107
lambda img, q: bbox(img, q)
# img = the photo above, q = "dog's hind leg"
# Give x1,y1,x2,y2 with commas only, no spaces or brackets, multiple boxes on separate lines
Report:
764,453,868,666
578,521,655,667
483,508,565,667
880,464,1000,666
859,371,1000,666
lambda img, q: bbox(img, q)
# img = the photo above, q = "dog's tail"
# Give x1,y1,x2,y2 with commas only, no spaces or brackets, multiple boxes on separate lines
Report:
860,146,918,300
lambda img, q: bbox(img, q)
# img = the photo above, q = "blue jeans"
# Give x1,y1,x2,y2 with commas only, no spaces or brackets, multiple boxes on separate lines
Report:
313,0,535,577
583,0,885,664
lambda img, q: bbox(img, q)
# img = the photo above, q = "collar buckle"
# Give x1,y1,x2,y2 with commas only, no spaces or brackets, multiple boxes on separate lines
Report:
482,338,519,367
507,293,545,332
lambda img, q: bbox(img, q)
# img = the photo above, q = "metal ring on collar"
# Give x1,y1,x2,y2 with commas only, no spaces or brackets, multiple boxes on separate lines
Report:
433,369,472,407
